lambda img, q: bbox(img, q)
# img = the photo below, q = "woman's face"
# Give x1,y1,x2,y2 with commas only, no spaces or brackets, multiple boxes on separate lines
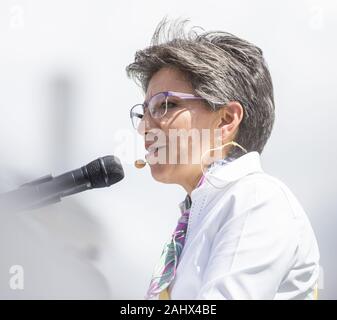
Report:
139,67,241,194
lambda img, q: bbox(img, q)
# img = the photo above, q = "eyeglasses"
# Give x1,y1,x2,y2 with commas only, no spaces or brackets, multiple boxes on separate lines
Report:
130,91,206,130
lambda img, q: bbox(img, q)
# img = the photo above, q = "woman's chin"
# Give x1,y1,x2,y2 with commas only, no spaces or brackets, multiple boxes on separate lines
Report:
149,163,173,183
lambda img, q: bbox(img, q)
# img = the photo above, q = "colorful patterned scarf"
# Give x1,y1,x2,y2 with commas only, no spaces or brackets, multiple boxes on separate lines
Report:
144,175,205,300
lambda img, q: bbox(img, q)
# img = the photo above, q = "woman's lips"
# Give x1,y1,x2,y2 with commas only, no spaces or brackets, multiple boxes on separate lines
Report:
145,145,166,160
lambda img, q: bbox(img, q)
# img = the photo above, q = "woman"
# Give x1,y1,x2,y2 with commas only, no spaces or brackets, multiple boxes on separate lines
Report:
127,19,320,300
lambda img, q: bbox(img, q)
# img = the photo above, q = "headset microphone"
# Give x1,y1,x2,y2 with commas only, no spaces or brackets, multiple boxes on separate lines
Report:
134,159,147,169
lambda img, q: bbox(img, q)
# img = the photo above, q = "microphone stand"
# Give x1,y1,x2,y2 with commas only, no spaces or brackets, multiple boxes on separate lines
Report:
0,175,62,213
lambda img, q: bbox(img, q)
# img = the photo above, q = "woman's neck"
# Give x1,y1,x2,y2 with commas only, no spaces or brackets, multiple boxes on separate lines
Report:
183,172,204,196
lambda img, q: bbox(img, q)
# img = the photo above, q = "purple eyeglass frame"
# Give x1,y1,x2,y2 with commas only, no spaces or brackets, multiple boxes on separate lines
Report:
130,91,206,129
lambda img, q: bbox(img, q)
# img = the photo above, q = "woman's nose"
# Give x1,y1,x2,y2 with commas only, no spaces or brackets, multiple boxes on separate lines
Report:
137,111,159,136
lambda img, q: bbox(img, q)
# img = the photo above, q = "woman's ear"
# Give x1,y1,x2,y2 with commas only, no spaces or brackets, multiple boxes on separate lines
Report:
217,101,244,139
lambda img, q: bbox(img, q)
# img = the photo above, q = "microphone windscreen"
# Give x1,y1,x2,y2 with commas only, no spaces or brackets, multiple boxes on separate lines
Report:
134,159,147,169
84,155,124,188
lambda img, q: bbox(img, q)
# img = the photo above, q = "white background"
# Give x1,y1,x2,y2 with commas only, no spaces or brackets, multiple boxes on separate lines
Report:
0,0,336,299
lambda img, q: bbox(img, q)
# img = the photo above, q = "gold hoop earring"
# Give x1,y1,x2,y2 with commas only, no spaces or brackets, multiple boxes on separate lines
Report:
199,140,247,189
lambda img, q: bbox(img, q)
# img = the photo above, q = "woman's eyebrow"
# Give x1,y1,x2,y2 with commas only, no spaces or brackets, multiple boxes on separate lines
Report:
144,90,156,103
144,91,166,106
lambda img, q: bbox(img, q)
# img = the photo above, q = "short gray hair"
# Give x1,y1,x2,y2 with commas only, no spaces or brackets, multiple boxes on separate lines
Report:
126,18,275,158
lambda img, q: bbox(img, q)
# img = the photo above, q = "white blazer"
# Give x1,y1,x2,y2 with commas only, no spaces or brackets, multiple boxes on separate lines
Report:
165,151,320,299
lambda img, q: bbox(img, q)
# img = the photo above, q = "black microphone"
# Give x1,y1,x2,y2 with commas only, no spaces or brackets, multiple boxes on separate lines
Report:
0,155,124,212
